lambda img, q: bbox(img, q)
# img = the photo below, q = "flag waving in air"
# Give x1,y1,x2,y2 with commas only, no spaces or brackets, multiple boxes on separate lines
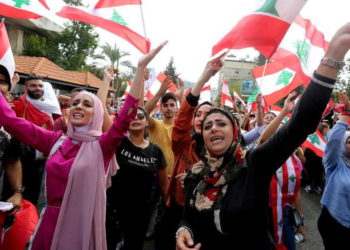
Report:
252,61,303,106
0,0,54,19
221,80,236,109
0,20,15,86
145,72,177,100
271,15,329,85
302,130,327,158
57,0,150,54
247,88,269,113
212,0,307,58
233,91,246,108
199,82,211,104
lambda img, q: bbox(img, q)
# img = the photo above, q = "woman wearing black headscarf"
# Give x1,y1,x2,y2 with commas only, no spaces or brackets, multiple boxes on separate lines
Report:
176,23,350,250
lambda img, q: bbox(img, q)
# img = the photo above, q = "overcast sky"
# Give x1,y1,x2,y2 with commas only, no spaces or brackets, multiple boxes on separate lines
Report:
50,0,350,86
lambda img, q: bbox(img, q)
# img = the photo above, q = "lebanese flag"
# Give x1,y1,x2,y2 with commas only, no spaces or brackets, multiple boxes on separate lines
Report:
121,80,133,99
0,0,54,19
199,82,211,104
145,72,177,100
233,91,246,108
57,1,150,54
94,0,142,8
322,100,333,119
0,21,15,85
212,0,307,58
247,88,269,113
272,15,328,86
252,61,303,106
221,80,236,109
302,130,326,158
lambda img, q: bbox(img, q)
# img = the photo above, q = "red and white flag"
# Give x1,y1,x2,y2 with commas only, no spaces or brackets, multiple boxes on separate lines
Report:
252,61,303,106
199,82,211,104
212,0,307,58
271,15,329,85
233,91,246,108
145,72,177,100
302,130,326,158
57,0,150,54
247,88,269,113
121,80,133,99
221,80,236,109
322,100,334,119
0,20,15,83
0,0,58,20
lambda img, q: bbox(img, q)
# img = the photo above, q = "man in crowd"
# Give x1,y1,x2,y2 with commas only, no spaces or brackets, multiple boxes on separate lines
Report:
11,75,61,205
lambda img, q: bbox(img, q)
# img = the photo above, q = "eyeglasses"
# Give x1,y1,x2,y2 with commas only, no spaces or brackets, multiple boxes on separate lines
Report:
135,113,145,120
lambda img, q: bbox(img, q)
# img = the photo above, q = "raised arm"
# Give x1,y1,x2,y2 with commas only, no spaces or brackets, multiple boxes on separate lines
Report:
175,77,185,105
323,92,350,172
0,93,60,155
144,75,172,129
190,53,225,97
255,93,264,127
100,42,168,160
257,92,296,145
250,22,350,176
97,68,114,132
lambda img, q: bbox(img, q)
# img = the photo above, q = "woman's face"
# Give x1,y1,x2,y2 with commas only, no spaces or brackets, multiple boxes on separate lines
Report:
203,113,234,156
322,126,330,137
264,113,276,126
69,94,94,127
346,137,350,154
129,109,147,131
194,104,212,134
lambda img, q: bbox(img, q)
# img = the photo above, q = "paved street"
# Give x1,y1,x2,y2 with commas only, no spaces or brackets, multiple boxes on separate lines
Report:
298,189,323,250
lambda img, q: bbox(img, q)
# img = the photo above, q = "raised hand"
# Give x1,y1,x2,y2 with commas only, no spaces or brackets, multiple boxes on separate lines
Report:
138,41,168,68
339,92,350,110
255,93,262,106
283,91,297,113
326,23,350,61
197,52,226,84
157,76,172,96
103,67,114,83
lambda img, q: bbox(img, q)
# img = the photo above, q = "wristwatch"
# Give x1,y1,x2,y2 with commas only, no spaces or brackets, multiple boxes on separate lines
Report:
321,57,345,69
14,186,25,194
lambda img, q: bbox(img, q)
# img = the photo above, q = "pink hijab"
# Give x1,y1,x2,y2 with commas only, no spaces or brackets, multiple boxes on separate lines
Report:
50,91,117,250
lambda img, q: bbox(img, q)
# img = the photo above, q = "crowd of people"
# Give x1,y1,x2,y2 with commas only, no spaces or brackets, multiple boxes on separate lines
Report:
0,23,349,250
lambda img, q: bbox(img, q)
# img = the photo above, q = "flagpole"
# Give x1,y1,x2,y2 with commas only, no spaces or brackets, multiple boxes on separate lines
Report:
258,59,268,92
139,5,148,40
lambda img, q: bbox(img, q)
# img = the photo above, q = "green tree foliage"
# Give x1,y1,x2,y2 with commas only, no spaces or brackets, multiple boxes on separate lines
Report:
255,53,268,66
334,58,350,101
46,21,99,71
23,34,47,57
93,43,132,90
164,57,179,85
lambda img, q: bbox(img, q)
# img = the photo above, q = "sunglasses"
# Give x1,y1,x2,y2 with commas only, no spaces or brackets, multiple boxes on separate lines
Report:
135,113,145,120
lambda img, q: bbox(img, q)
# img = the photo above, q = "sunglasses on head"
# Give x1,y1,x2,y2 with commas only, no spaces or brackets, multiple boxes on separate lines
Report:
135,113,145,120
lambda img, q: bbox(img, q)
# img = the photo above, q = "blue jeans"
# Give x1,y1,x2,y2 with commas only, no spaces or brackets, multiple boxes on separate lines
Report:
282,205,296,250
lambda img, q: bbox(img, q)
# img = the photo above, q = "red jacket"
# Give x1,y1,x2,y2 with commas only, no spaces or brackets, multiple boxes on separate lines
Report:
167,99,199,206
13,95,54,131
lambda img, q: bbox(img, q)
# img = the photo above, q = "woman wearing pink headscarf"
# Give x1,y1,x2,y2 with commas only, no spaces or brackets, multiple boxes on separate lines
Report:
0,42,167,250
